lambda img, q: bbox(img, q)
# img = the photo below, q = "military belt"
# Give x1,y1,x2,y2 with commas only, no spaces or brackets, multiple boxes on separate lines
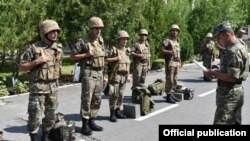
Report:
117,71,128,75
35,79,57,83
85,67,102,71
173,57,180,61
217,80,242,88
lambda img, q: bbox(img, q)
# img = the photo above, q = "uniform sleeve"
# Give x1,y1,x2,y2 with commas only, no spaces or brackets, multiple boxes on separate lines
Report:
130,43,137,53
105,46,116,58
20,45,35,64
160,38,169,50
72,39,85,54
226,50,242,79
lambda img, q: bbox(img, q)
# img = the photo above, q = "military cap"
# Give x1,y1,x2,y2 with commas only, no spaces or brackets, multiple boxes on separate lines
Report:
213,21,234,37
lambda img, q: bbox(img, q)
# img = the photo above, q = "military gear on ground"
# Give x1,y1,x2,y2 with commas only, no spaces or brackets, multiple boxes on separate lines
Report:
166,94,176,103
148,79,165,95
132,86,155,116
88,118,103,131
40,20,60,36
170,24,180,32
110,109,117,122
88,16,104,28
139,29,148,35
48,112,76,141
81,118,92,136
176,88,194,100
118,30,129,39
115,108,126,119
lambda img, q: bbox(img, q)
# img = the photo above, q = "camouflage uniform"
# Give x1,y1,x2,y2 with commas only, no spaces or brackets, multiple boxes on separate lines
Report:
20,20,62,140
160,37,181,94
213,21,249,125
131,34,151,90
22,41,63,133
201,40,215,69
73,36,105,119
107,47,130,105
106,30,130,122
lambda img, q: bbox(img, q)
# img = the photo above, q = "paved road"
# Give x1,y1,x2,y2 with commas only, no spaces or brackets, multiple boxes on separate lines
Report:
0,61,249,141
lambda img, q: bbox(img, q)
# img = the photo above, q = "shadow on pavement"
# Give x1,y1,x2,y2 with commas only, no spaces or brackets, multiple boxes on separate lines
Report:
64,113,81,122
4,125,27,134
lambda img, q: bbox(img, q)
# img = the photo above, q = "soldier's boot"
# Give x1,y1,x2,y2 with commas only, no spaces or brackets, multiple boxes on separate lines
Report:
166,94,176,104
81,118,92,136
171,94,181,102
109,109,117,122
29,133,37,141
115,109,126,119
41,131,49,141
89,118,103,131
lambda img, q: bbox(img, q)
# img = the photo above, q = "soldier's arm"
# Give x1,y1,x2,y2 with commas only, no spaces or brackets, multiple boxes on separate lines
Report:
19,47,47,72
70,52,91,61
130,43,144,58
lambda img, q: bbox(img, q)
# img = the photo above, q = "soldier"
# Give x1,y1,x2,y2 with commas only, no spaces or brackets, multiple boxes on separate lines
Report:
19,20,63,141
159,24,182,103
204,21,249,125
70,16,104,135
200,33,215,81
105,30,131,122
130,29,151,90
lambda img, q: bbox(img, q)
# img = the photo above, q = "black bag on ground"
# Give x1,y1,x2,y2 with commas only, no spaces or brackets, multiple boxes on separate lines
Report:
132,86,155,116
148,79,165,95
177,88,194,100
49,112,76,141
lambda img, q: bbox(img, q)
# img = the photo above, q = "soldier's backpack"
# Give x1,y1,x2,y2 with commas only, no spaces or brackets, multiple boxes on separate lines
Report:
148,79,165,95
132,86,155,116
177,88,194,100
49,112,76,141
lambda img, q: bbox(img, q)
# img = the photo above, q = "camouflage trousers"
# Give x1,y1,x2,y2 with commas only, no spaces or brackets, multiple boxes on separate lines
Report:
203,55,213,69
132,63,148,89
80,69,103,119
27,89,58,133
109,74,127,110
165,66,179,94
214,86,244,125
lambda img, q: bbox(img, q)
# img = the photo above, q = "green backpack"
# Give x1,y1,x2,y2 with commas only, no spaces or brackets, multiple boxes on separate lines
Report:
148,79,165,95
132,86,155,116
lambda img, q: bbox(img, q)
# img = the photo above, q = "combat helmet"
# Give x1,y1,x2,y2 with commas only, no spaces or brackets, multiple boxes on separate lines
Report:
170,24,180,32
139,29,148,35
117,30,129,39
206,33,213,38
39,20,60,36
88,16,104,28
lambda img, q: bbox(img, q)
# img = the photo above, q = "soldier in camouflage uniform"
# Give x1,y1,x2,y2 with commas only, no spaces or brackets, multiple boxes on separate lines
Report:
70,16,104,135
20,20,63,141
131,29,151,90
159,24,182,103
204,21,249,125
200,33,215,81
105,30,131,122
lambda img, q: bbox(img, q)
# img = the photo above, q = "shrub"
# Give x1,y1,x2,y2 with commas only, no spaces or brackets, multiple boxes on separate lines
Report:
13,81,28,94
151,59,165,70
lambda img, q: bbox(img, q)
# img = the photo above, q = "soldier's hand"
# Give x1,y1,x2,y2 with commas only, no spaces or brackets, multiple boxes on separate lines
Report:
36,56,47,65
117,55,121,61
89,48,95,56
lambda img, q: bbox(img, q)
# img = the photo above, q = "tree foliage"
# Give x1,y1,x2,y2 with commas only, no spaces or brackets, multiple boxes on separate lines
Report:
0,0,250,77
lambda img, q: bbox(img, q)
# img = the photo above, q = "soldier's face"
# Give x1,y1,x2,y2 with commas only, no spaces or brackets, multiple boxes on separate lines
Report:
171,29,179,37
119,37,128,47
90,27,102,39
216,33,226,47
47,30,58,41
139,34,148,41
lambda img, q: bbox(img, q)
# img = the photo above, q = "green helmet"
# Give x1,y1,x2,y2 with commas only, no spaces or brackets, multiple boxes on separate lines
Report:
117,30,129,39
170,24,180,32
88,16,104,28
39,20,60,36
206,33,213,38
139,29,148,35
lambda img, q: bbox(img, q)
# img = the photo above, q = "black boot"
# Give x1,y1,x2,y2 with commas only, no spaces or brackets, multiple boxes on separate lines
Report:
110,109,117,122
171,94,181,102
29,133,37,141
81,118,92,136
115,109,126,119
89,118,103,131
41,131,49,141
166,94,176,104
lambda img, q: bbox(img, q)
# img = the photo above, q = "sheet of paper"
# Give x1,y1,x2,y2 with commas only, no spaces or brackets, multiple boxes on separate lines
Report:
193,60,207,71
